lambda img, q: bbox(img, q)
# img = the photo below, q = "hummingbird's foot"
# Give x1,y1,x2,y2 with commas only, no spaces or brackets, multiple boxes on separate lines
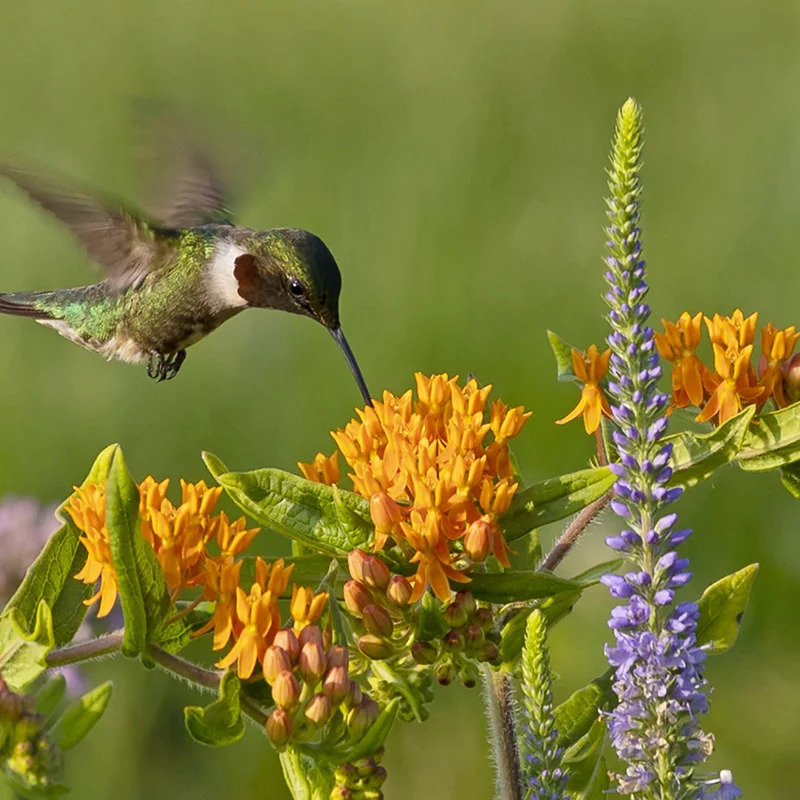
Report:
146,350,187,382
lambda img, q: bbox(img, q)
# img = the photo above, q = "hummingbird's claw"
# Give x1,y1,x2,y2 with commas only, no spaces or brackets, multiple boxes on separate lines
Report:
146,350,187,382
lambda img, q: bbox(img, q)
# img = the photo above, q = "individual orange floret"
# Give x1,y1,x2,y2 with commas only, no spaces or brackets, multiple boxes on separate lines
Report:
654,312,707,409
696,343,764,424
297,452,341,485
556,345,612,434
759,323,800,409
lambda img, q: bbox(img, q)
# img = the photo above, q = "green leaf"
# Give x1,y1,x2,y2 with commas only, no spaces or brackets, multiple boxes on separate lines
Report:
554,670,614,749
34,674,67,718
737,402,800,471
4,523,91,647
467,571,583,604
316,560,348,645
414,592,449,641
201,451,230,482
207,464,373,556
780,462,800,500
105,447,170,657
547,330,580,383
152,608,212,654
508,530,541,571
667,405,755,488
0,602,54,692
696,564,759,655
563,719,610,799
539,589,583,627
50,681,113,751
184,670,245,747
501,468,615,541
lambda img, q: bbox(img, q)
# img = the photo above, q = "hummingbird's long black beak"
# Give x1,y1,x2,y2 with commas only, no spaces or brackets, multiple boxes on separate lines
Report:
330,327,372,406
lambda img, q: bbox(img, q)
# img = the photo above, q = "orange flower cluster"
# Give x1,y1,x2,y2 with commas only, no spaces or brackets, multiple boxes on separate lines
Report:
300,373,531,602
65,478,327,680
656,310,800,424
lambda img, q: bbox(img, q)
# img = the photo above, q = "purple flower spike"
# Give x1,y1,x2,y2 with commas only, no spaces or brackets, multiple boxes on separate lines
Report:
599,98,724,797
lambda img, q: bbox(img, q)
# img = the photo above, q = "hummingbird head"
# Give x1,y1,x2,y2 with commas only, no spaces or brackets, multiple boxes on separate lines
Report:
231,228,372,405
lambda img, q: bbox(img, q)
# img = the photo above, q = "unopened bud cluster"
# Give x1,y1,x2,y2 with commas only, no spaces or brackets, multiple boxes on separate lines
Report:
414,591,500,689
263,624,378,749
331,747,388,800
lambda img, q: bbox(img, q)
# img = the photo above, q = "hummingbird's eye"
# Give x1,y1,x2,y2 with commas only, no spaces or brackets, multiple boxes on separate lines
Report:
288,278,307,298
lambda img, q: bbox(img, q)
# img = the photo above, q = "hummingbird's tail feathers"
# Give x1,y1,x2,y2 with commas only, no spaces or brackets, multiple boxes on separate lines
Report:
0,293,53,319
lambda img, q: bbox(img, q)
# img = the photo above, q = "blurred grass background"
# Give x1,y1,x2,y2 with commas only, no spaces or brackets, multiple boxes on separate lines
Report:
0,0,798,796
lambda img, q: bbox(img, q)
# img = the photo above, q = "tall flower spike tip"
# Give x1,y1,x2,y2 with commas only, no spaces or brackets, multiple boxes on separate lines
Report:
601,99,740,798
519,610,568,800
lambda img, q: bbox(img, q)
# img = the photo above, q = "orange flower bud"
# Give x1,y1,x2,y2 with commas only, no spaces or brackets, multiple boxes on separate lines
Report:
304,692,332,725
263,645,292,683
298,641,327,684
346,679,363,707
322,665,350,705
273,629,300,664
357,634,393,660
362,556,391,590
343,580,371,616
385,575,413,606
464,518,493,563
298,625,323,649
784,353,800,405
362,604,394,638
327,645,349,669
266,707,293,748
369,492,402,533
272,670,301,709
347,549,369,582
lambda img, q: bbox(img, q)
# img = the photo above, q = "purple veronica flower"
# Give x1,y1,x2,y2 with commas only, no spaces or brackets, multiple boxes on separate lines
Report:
600,100,741,799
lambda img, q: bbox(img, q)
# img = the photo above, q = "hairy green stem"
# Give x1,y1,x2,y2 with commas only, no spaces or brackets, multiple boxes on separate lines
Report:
46,631,124,666
482,665,523,800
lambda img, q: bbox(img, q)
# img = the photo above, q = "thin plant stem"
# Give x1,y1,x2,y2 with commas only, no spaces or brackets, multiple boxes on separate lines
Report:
482,665,523,800
46,631,124,667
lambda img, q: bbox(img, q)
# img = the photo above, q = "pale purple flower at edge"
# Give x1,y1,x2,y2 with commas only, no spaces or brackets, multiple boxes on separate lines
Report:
600,99,740,799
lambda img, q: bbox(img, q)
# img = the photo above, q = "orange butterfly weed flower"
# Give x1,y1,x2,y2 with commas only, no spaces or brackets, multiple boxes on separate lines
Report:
556,345,612,434
306,373,530,602
297,452,340,485
654,312,706,409
759,323,800,409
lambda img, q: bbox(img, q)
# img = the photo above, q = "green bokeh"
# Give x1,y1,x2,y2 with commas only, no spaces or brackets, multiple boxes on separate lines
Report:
0,0,797,796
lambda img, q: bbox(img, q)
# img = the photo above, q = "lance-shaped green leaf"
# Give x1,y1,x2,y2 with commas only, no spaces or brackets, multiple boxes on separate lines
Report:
467,571,583,604
151,608,212,654
4,523,91,647
0,602,54,692
667,405,755,488
553,670,614,749
568,558,624,586
562,719,610,799
49,681,113,751
780,461,800,500
737,402,800,471
548,330,581,383
106,447,170,657
35,674,67,718
501,468,615,542
203,453,373,556
696,563,758,655
184,670,244,747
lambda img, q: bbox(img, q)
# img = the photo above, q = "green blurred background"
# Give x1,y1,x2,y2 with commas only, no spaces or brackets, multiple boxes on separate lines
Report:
0,0,798,796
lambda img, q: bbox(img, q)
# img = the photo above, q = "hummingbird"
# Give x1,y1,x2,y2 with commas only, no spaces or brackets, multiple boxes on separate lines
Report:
0,154,372,403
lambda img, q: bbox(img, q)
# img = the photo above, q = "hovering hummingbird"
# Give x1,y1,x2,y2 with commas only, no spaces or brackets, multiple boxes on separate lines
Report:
0,155,372,403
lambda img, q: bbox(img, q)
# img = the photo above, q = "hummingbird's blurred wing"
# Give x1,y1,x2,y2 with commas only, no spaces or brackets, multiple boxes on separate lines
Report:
0,164,162,291
156,147,233,228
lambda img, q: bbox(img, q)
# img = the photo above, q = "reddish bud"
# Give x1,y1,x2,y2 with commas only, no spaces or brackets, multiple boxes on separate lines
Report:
455,591,477,618
265,707,293,748
473,607,494,630
362,556,391,590
434,662,456,686
322,665,350,705
362,604,394,637
464,623,485,651
357,634,393,660
263,645,292,683
304,692,332,725
464,518,492,563
785,353,800,404
327,644,349,669
298,641,327,684
443,629,464,652
272,670,301,709
481,641,500,663
273,629,300,663
298,625,323,649
385,575,413,607
411,641,438,665
345,697,379,735
348,549,369,582
343,580,371,616
346,679,363,707
331,786,352,800
443,600,469,630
